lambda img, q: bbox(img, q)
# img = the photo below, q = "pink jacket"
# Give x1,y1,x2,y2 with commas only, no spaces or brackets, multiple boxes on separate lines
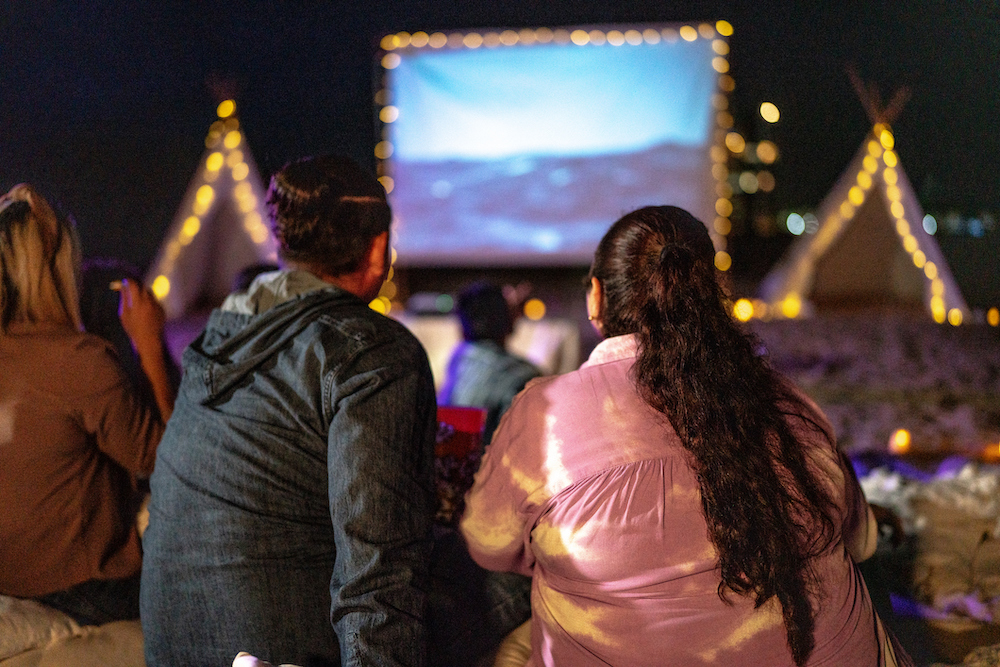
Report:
461,334,884,666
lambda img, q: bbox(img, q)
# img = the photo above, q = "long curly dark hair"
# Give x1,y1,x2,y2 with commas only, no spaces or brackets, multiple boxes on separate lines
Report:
589,206,837,666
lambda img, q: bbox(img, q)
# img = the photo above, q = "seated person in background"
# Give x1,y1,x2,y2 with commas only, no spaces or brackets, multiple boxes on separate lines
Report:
438,281,541,446
461,206,910,667
140,156,438,667
0,184,174,626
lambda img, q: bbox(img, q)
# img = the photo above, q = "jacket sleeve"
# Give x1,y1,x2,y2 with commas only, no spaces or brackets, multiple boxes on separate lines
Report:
326,340,437,667
76,336,164,476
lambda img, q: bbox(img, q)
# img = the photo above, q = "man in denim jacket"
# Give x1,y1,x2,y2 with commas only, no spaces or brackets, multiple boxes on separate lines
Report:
141,156,437,667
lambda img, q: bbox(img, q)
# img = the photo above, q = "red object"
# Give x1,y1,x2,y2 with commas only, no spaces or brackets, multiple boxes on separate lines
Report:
436,406,486,458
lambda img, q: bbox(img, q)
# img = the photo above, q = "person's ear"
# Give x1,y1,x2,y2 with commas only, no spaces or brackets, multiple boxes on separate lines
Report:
587,276,603,332
361,231,389,297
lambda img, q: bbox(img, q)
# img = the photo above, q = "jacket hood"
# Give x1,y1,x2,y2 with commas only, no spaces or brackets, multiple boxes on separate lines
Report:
180,269,364,404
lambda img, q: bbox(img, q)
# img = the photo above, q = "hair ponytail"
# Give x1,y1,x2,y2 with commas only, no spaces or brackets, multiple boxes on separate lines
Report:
591,206,837,666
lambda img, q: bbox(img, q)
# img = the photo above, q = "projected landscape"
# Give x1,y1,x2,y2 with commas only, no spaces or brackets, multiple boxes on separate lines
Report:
384,30,720,265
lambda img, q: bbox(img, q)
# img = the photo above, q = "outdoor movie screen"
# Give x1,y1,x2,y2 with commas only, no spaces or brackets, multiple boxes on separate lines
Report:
379,25,725,266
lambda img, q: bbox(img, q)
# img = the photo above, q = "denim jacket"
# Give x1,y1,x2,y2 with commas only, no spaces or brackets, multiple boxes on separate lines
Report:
141,270,437,667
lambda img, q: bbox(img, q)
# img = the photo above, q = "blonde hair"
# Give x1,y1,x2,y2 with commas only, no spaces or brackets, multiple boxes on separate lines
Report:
0,184,82,332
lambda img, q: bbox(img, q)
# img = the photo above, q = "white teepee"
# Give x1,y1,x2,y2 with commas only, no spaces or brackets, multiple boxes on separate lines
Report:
146,101,278,321
758,123,969,324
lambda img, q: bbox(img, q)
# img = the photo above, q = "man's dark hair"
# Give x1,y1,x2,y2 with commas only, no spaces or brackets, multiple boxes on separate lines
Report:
456,282,512,343
266,155,390,277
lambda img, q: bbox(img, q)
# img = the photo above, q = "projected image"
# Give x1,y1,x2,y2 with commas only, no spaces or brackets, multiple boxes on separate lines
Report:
382,28,722,265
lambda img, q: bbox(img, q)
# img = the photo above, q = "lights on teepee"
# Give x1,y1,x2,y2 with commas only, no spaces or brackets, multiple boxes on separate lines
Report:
733,298,754,322
987,308,999,327
781,294,802,319
714,251,732,271
217,100,236,119
151,275,171,300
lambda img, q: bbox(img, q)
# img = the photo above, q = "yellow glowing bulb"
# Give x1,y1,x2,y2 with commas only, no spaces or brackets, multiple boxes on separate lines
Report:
377,176,394,194
607,30,625,46
781,294,802,319
903,235,917,253
429,32,448,48
756,140,778,164
679,25,698,41
733,298,754,321
223,131,242,149
369,297,389,315
759,102,780,123
225,150,244,168
713,39,729,55
848,186,864,206
232,163,249,181
924,262,938,280
890,201,905,219
379,106,399,123
151,275,171,300
889,429,911,454
570,29,589,45
886,185,902,202
896,219,910,236
523,298,546,321
217,100,236,118
884,168,898,185
499,30,519,46
912,250,926,267
867,141,882,157
856,171,872,189
725,131,746,154
375,141,394,160
381,53,402,69
931,278,945,296
716,20,734,36
196,185,215,206
880,129,895,150
839,201,855,218
883,151,898,168
182,216,201,238
987,307,999,327
463,33,483,48
863,155,878,173
380,34,398,51
712,57,730,73
714,251,732,272
643,28,661,44
716,199,733,217
948,308,963,326
206,152,224,171
714,217,732,235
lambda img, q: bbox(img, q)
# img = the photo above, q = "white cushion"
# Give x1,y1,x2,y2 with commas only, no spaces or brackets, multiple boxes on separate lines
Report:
0,595,81,660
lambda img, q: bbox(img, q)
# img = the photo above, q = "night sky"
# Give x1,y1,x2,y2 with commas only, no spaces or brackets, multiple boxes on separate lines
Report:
2,1,997,275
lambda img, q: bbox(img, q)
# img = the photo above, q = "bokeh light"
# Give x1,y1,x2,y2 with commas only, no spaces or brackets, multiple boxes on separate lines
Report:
889,429,911,454
733,298,754,321
217,100,236,118
152,275,171,300
759,102,780,123
714,251,732,272
524,298,546,320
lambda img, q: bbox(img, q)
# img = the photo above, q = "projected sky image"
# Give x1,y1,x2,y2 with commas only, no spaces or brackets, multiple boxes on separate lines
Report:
385,31,720,265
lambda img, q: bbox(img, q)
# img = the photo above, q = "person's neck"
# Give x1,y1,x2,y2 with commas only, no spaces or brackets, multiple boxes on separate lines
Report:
286,263,371,300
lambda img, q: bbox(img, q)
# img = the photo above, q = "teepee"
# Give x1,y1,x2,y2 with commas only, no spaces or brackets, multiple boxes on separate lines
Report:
758,81,969,324
146,100,278,321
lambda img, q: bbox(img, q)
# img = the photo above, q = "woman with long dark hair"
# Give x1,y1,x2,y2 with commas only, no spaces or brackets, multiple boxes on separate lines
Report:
461,206,908,666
